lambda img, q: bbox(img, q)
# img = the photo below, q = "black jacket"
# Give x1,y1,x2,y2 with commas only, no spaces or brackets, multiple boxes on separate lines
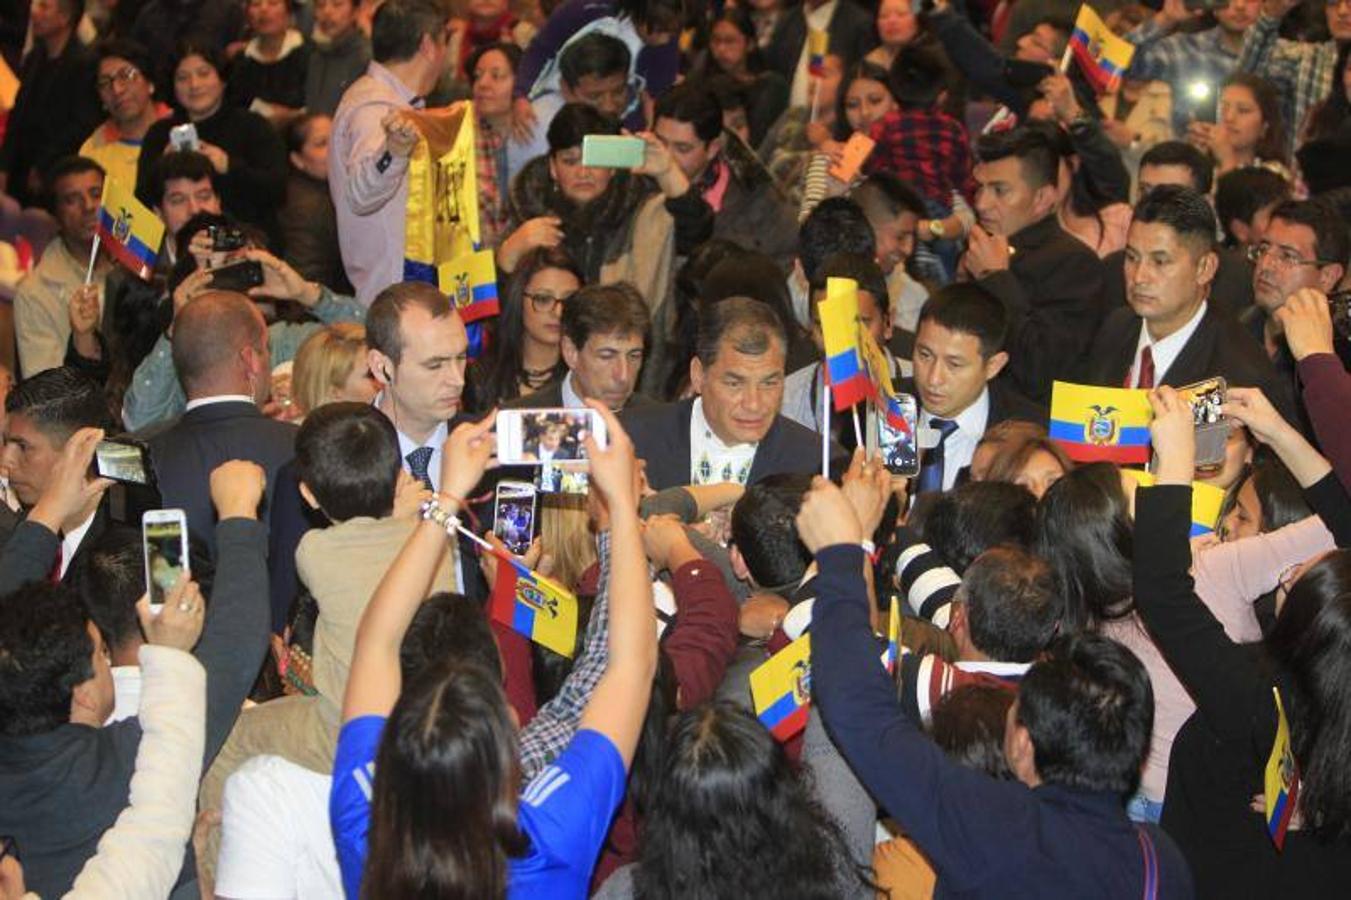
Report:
1083,304,1298,422
620,396,844,491
708,132,799,270
975,214,1107,405
764,0,876,81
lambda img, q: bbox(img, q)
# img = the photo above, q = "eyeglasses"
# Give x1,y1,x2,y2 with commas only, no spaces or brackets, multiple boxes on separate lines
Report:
1246,242,1336,271
96,66,141,92
524,290,572,313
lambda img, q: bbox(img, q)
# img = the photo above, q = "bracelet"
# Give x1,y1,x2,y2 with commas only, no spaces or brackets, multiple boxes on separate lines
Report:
419,496,460,537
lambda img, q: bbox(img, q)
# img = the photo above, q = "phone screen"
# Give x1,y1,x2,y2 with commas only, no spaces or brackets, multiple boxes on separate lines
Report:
95,440,151,485
496,408,607,465
494,482,538,555
878,395,920,476
143,514,188,607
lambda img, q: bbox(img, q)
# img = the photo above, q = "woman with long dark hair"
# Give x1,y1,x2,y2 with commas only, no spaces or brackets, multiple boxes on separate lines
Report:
331,405,656,898
1188,73,1292,177
689,7,788,146
1135,385,1351,895
466,246,580,410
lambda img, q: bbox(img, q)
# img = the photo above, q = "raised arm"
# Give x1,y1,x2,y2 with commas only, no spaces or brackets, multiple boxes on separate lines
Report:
1279,288,1351,491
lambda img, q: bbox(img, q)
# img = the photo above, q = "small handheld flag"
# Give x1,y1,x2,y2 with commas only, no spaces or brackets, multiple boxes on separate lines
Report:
1067,4,1136,94
807,28,829,77
1119,470,1228,537
1049,381,1152,464
95,178,164,280
883,599,900,675
1264,687,1301,850
858,327,896,403
819,277,871,412
437,248,500,324
487,547,579,658
750,635,812,741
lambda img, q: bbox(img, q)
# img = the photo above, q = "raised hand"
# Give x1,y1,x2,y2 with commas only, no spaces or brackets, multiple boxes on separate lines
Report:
1147,387,1195,485
438,411,497,507
139,579,206,651
210,460,266,520
27,427,113,534
1276,287,1335,361
795,476,863,553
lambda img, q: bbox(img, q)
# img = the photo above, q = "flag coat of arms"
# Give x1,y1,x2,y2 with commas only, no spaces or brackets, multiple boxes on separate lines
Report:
96,178,164,280
750,635,812,741
807,28,829,77
819,277,872,411
1264,687,1300,850
437,248,500,323
1068,4,1136,94
1049,381,1152,464
487,548,578,658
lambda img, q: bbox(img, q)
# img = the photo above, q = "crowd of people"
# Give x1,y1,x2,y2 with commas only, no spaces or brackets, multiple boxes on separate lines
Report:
1,0,1351,896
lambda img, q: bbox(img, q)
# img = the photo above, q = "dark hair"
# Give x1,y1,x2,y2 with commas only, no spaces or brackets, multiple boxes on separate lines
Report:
144,150,219,208
561,281,650,351
1036,462,1134,632
547,101,621,154
930,684,1016,779
0,583,95,737
1017,633,1154,796
982,423,1074,488
96,37,155,83
171,292,266,395
798,197,876,284
730,473,814,592
975,126,1060,190
1267,199,1351,270
916,283,1009,359
1305,42,1351,144
694,296,786,368
810,251,889,317
889,40,948,110
1021,118,1117,222
1139,140,1215,195
371,0,449,64
1131,184,1219,253
1220,447,1312,537
5,367,111,441
654,81,723,143
1266,550,1351,839
834,60,895,140
700,251,807,357
699,7,766,77
703,73,749,117
962,546,1059,662
615,0,684,33
467,41,522,82
558,32,631,89
632,702,871,899
284,112,325,156
1222,73,1291,166
366,281,451,364
923,481,1037,573
294,403,401,521
401,593,503,684
365,660,526,897
665,240,750,397
1214,166,1293,245
850,172,927,223
44,155,105,211
72,528,146,655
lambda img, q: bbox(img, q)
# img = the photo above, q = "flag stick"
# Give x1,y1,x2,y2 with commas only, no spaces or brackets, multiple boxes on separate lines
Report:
851,404,864,450
453,519,492,552
822,379,831,477
1059,43,1073,74
809,74,820,124
83,232,101,285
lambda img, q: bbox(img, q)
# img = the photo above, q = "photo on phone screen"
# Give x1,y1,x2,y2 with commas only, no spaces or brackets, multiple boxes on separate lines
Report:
95,439,151,485
537,464,588,495
496,408,607,465
1178,377,1227,427
142,510,189,608
877,394,920,477
494,481,538,555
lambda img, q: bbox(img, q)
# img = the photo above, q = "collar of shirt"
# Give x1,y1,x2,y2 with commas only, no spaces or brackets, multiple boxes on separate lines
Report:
1133,301,1208,386
953,659,1033,676
689,397,759,485
366,61,423,108
60,508,98,578
922,385,989,437
244,29,306,62
921,386,990,491
700,158,733,213
185,394,253,413
561,372,584,408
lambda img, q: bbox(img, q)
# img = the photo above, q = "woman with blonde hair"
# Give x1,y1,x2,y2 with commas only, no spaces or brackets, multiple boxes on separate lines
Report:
290,322,378,418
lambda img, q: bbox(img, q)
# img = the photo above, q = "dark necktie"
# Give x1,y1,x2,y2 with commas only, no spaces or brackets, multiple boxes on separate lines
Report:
1135,345,1156,390
916,418,959,496
406,446,434,491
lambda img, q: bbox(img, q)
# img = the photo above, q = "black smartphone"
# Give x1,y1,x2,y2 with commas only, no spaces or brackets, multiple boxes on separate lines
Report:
92,438,154,486
209,259,265,292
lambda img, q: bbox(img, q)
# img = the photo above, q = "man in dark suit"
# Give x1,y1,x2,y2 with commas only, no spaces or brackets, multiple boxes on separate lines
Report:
1083,186,1297,420
623,296,839,491
142,292,296,554
960,126,1107,405
765,0,875,108
906,284,1043,497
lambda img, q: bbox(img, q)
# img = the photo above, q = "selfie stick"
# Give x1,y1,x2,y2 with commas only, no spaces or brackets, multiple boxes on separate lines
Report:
84,232,102,284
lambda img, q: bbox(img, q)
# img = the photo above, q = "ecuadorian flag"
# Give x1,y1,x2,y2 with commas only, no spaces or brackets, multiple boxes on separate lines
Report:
807,27,828,77
438,248,500,324
882,599,900,675
1068,4,1135,94
820,277,871,411
487,547,579,658
1265,687,1301,850
1049,381,1151,465
750,635,812,741
95,177,164,280
1120,471,1227,537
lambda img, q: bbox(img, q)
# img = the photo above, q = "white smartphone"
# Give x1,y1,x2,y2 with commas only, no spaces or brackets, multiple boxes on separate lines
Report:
169,122,199,152
494,480,539,556
142,509,189,610
496,408,607,465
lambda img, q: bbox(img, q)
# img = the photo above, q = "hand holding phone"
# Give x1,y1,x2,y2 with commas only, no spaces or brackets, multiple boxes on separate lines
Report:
208,260,265,292
93,438,153,486
496,408,608,464
169,123,199,152
581,134,647,169
1176,377,1231,471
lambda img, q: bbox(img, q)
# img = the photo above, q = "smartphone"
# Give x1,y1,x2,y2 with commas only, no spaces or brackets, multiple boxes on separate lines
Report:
1177,377,1231,471
876,394,921,477
493,480,539,555
581,134,647,169
169,122,199,152
142,509,189,610
209,259,264,292
496,408,607,465
93,438,153,486
1186,80,1218,123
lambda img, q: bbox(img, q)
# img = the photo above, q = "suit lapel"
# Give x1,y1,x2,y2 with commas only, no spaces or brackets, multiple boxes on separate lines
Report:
1159,309,1217,387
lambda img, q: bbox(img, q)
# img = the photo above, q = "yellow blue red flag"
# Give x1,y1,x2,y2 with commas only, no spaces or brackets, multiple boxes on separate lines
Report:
1068,4,1136,94
750,635,812,741
807,28,828,77
437,248,500,323
819,277,871,411
1119,470,1227,537
95,177,164,280
883,599,900,675
1049,381,1152,465
859,327,896,403
1265,687,1300,850
487,546,578,658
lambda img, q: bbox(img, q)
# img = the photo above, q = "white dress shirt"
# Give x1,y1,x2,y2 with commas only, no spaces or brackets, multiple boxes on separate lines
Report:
921,387,991,492
1127,302,1207,387
689,397,758,485
59,508,98,579
184,394,253,413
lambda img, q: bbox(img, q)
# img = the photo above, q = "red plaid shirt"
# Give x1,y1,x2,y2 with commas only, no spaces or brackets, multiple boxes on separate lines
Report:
863,108,977,210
